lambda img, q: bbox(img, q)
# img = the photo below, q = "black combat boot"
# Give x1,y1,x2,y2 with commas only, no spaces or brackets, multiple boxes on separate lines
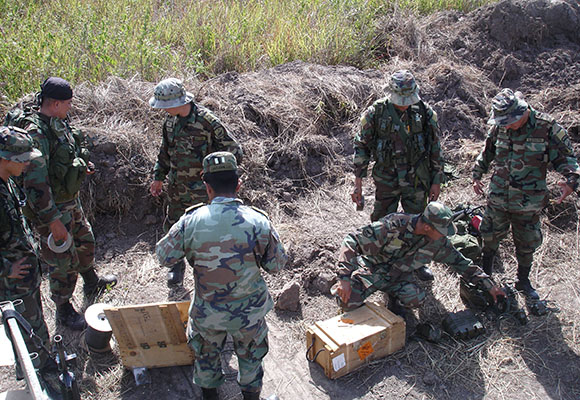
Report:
415,265,434,281
481,250,496,276
201,387,218,400
56,302,87,331
167,260,185,287
241,390,261,400
515,265,539,300
387,295,407,319
81,269,118,297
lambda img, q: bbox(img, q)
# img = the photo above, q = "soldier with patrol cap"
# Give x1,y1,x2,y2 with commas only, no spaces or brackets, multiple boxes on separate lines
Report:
0,126,52,374
156,151,287,400
352,70,445,281
332,201,504,315
149,78,243,287
473,88,580,300
21,77,117,330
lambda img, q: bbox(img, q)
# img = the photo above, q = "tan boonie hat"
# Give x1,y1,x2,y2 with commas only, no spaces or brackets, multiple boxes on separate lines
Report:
0,126,42,162
487,88,528,126
422,201,457,236
388,70,421,107
149,78,194,109
203,152,238,174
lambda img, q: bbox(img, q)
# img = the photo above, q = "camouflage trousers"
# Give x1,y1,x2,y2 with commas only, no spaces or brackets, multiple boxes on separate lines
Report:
371,168,427,222
480,205,542,269
2,288,51,370
164,180,207,231
336,264,426,310
187,318,269,393
35,198,95,305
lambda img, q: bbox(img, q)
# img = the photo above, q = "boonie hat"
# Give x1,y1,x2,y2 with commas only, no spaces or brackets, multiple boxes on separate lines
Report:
388,70,421,106
203,152,238,174
422,201,457,236
149,78,194,109
487,88,528,126
0,126,42,162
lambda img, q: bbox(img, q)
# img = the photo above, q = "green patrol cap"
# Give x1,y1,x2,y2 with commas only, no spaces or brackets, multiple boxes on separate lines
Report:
487,88,528,126
0,126,42,162
149,78,194,109
203,151,238,174
422,201,457,236
388,70,421,107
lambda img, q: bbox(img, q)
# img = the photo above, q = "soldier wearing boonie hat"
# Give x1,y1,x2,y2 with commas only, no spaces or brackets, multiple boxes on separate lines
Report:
332,201,504,327
156,150,286,400
352,69,446,282
473,88,580,302
0,126,53,375
149,78,243,286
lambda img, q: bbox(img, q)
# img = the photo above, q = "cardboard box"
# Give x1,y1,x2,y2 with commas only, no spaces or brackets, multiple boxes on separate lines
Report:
104,301,194,368
306,302,405,379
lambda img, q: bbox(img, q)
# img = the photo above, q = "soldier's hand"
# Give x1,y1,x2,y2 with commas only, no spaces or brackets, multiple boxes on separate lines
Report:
429,183,441,201
556,181,574,204
335,280,352,304
8,257,32,280
150,180,163,197
351,178,363,205
49,219,68,242
86,161,96,175
473,179,484,196
488,285,505,303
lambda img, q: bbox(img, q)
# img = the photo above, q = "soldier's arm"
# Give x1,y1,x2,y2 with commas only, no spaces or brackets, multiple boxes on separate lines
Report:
155,218,187,267
23,126,63,225
548,121,580,190
433,239,493,289
426,107,444,185
260,224,288,273
209,115,243,163
472,127,497,180
353,105,376,179
153,122,171,181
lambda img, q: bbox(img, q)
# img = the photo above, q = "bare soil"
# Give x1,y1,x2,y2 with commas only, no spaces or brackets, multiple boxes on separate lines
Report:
1,1,580,399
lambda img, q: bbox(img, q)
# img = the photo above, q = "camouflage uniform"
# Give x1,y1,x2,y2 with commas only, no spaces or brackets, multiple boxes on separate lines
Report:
355,70,444,221
23,112,95,305
473,89,580,295
335,202,493,310
156,152,287,394
0,126,50,369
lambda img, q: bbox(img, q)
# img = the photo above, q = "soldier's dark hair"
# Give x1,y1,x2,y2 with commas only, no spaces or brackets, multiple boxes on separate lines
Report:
203,170,239,195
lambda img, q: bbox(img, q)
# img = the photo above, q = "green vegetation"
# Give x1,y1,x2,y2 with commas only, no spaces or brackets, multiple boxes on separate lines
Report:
0,0,494,100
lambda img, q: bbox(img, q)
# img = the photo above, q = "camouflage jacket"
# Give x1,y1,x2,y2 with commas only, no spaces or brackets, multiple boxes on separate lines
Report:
23,113,89,225
354,98,444,188
156,197,287,331
473,108,580,213
153,102,243,188
0,177,40,297
336,213,492,289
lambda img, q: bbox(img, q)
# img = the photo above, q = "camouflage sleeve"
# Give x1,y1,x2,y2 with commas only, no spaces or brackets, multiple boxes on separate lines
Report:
472,126,497,180
208,115,243,164
259,224,287,273
0,193,11,278
432,239,493,289
155,217,187,267
353,105,376,178
336,219,396,278
548,121,580,190
23,125,62,225
426,106,444,185
153,121,171,181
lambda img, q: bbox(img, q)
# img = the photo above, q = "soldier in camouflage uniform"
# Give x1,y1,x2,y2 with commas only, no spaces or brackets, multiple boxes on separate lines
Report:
21,77,117,330
473,88,580,300
352,70,445,281
0,126,51,373
332,202,504,314
149,78,243,287
156,152,287,400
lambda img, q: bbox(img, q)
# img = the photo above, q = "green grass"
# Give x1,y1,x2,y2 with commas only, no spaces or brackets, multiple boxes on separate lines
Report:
0,0,494,101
